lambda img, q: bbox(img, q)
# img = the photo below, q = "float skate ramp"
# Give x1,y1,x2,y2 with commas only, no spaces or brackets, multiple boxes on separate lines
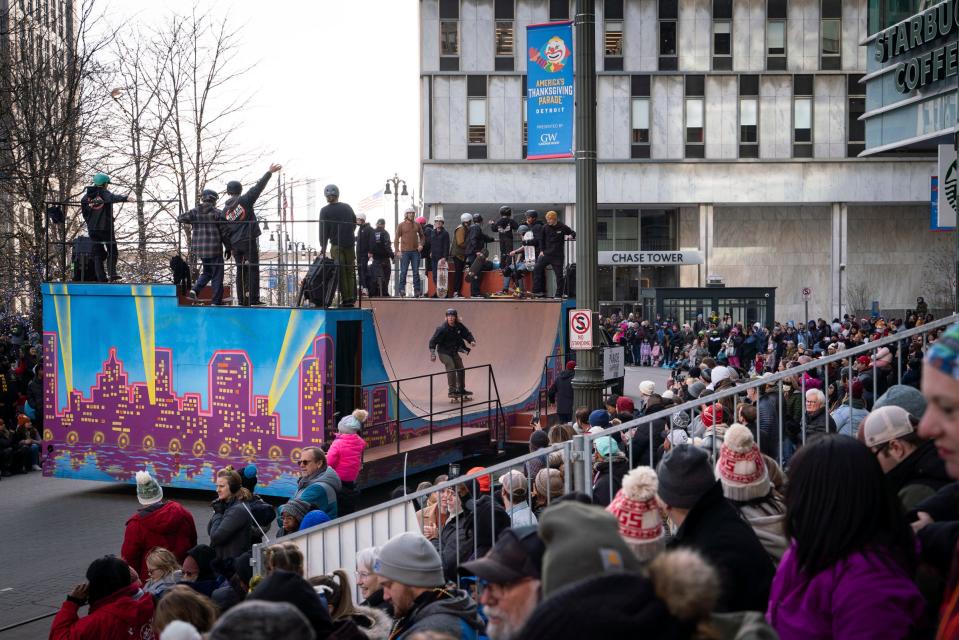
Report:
366,298,563,420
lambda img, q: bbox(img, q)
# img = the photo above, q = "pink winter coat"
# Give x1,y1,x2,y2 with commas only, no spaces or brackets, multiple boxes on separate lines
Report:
326,432,366,483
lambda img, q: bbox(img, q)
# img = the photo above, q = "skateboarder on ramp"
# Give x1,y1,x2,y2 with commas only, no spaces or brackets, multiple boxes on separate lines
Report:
428,308,476,400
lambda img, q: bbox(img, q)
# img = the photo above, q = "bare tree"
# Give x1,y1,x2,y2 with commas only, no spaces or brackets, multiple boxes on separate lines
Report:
0,0,115,320
846,279,872,318
920,247,956,315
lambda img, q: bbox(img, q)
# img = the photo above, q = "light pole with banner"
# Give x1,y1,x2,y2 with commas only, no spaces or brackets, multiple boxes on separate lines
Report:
384,174,407,296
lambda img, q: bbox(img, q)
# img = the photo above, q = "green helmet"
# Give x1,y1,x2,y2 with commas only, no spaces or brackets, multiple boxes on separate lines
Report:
92,172,111,187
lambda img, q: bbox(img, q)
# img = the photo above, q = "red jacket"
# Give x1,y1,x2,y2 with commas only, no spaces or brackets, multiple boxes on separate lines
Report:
121,500,197,579
49,584,154,640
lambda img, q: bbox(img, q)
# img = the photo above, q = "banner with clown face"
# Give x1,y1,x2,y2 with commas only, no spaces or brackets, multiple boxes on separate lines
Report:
526,20,574,160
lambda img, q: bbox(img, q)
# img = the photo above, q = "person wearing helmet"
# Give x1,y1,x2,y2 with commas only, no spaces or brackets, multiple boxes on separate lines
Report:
532,210,575,298
394,206,426,297
492,206,518,288
221,163,282,306
355,212,374,297
369,218,394,296
499,224,533,296
177,189,231,305
319,184,358,307
464,214,495,297
450,213,472,298
80,173,135,282
427,214,450,297
428,308,476,398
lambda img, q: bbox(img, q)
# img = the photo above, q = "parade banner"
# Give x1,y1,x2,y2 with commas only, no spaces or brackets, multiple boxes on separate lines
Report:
526,20,574,160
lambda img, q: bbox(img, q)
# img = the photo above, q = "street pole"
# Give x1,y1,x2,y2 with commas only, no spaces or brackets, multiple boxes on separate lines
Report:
393,188,400,296
571,0,604,412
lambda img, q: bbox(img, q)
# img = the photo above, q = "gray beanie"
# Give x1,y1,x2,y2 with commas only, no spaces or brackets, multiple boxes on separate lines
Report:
282,498,311,523
687,381,706,399
670,412,691,431
874,384,926,418
373,532,445,588
656,445,716,509
209,601,315,640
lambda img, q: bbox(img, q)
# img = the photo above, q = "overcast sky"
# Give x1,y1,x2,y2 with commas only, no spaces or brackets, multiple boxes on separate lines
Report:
105,0,420,243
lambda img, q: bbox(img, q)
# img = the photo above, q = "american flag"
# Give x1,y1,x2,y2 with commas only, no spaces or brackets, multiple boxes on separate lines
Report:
357,190,384,214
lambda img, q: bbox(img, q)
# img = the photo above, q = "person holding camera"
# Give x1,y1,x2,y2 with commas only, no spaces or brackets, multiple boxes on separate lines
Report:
428,308,476,399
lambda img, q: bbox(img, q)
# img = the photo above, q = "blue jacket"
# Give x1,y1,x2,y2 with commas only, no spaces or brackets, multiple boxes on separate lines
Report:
290,466,342,518
831,401,869,437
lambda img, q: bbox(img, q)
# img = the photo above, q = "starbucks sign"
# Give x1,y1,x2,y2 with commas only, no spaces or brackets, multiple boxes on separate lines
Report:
939,145,957,228
874,0,959,94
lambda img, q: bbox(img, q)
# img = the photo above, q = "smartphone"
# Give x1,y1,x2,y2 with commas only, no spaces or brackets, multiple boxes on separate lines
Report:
448,462,461,479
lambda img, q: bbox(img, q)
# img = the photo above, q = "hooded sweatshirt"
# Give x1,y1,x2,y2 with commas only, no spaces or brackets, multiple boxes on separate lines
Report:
80,186,129,239
50,583,154,640
121,500,198,580
389,588,483,640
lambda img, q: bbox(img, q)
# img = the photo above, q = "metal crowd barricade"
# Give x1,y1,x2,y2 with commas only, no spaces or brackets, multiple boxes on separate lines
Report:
259,313,958,587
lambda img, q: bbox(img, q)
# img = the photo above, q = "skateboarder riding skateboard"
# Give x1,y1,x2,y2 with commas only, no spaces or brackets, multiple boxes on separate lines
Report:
428,308,476,399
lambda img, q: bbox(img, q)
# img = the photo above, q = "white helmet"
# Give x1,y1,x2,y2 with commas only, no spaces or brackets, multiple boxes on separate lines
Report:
434,213,444,222
460,213,472,224
356,212,366,222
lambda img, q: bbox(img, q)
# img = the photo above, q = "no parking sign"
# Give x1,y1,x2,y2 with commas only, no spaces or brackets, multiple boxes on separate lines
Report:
569,309,593,350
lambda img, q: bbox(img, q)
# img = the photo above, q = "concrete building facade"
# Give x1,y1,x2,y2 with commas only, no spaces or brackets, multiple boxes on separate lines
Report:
419,0,949,322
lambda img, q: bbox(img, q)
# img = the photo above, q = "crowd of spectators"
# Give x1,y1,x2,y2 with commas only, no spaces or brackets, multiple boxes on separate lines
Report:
0,312,44,477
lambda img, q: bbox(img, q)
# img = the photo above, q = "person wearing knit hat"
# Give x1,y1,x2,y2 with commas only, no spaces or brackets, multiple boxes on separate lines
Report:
638,380,656,411
656,444,775,612
532,468,564,518
714,424,787,562
707,366,730,390
326,409,367,516
832,379,868,437
565,360,576,370
279,499,311,536
605,467,666,562
588,409,611,430
861,405,949,511
670,411,691,432
614,396,635,420
592,436,629,507
524,429,552,485
918,322,959,638
548,358,576,423
374,532,484,638
875,384,927,419
208,601,315,640
466,466,491,494
239,465,259,493
121,470,198,581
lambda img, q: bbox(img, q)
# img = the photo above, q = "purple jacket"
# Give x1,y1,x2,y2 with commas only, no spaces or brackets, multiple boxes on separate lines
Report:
767,543,925,639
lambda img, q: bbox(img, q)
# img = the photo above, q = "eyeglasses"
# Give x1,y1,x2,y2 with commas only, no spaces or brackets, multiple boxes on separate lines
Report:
297,459,314,467
355,571,371,580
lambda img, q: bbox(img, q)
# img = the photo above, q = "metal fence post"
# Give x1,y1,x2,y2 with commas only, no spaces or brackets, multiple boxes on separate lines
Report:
569,434,590,495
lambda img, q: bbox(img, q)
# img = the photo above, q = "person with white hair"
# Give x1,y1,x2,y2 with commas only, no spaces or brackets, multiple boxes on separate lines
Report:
499,470,536,527
354,547,390,613
804,387,837,439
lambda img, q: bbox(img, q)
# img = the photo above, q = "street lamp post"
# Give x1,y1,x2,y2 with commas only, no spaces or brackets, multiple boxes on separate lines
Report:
571,0,605,412
384,174,408,296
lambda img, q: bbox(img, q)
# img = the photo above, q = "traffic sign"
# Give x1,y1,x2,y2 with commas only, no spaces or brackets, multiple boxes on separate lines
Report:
569,309,593,350
802,287,811,301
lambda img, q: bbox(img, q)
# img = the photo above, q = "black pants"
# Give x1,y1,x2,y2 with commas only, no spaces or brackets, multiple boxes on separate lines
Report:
234,241,260,305
358,257,369,293
370,257,391,296
90,231,117,281
450,257,466,297
466,256,482,297
533,254,565,296
194,257,225,304
338,481,357,516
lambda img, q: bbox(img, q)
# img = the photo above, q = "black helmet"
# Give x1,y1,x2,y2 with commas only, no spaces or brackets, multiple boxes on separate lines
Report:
525,209,539,219
200,189,218,203
445,308,458,317
324,184,339,199
226,181,242,195
472,213,483,223
376,218,386,226
499,205,512,217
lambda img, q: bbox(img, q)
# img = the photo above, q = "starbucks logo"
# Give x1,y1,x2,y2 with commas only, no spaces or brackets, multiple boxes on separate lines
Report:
947,158,958,214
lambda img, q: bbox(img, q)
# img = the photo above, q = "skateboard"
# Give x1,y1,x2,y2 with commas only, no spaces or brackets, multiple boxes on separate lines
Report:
450,392,474,403
436,258,449,297
523,232,536,270
468,253,486,279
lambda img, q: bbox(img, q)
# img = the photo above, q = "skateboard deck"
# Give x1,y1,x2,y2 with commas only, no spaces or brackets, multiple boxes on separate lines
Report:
523,244,536,271
468,253,486,278
436,258,449,297
450,394,474,403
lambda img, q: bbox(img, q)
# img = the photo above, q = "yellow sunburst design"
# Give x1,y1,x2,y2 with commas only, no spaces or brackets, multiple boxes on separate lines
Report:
218,443,231,458
132,285,156,405
51,283,74,394
117,433,130,449
92,431,105,444
142,435,155,451
267,309,325,414
66,430,78,445
268,445,282,460
193,440,205,456
43,429,53,441
290,447,303,463
169,438,182,453
242,444,256,458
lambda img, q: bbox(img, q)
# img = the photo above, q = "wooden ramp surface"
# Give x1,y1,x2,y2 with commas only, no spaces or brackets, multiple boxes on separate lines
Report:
364,426,489,462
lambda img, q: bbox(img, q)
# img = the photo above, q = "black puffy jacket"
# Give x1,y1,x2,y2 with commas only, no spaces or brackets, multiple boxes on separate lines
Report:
81,186,129,238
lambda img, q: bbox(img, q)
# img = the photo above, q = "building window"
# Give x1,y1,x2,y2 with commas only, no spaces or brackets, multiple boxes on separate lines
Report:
820,0,841,70
713,0,732,70
767,0,787,71
549,0,569,21
740,75,759,158
685,75,705,158
631,75,651,159
467,75,487,159
440,0,460,71
793,74,813,158
604,0,624,71
659,0,678,71
847,74,865,157
495,0,514,71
